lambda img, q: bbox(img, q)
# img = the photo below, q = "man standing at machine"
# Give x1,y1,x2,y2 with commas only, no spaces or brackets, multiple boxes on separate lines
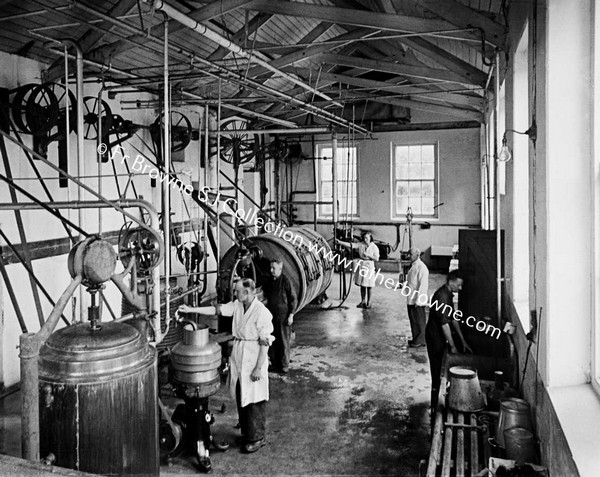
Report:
263,259,297,374
406,247,429,348
425,270,472,414
178,278,274,453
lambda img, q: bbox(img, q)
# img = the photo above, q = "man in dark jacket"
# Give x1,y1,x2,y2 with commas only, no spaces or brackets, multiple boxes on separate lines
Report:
426,270,472,414
263,259,297,374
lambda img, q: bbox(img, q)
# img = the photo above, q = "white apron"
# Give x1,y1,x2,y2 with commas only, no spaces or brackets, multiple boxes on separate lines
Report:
221,298,274,407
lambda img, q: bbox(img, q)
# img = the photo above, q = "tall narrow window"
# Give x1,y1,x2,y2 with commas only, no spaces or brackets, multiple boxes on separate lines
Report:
392,143,438,219
316,144,358,219
512,22,530,332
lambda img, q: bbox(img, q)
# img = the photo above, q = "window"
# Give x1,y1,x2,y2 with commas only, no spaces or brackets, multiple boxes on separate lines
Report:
316,144,358,218
391,143,437,219
512,22,530,332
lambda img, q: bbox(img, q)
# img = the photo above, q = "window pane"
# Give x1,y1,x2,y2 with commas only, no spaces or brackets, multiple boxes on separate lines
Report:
408,163,421,179
422,145,435,162
422,181,434,197
396,163,408,180
321,163,332,181
409,181,422,197
408,197,422,215
395,146,408,163
408,146,421,163
396,181,409,197
320,147,332,159
321,204,332,216
422,197,434,215
422,163,435,179
396,197,408,214
321,181,332,199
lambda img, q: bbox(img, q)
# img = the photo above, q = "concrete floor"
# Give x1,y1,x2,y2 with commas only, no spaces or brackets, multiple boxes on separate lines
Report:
0,271,446,477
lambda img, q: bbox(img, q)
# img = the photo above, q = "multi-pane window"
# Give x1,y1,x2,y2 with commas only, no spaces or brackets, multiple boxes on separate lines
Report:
316,145,358,218
392,143,437,218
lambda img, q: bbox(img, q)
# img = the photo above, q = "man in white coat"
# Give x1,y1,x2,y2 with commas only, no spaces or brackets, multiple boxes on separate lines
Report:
179,278,274,453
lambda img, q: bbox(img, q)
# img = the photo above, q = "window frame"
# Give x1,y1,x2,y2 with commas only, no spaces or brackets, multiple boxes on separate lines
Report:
390,141,439,221
315,144,359,220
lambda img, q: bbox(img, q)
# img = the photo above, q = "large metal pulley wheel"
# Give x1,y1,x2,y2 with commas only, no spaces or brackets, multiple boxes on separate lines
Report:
219,118,260,166
82,96,114,140
118,226,163,272
154,110,192,152
11,83,60,135
42,82,77,142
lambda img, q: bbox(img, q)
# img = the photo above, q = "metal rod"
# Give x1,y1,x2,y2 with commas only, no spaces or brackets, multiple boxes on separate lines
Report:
216,82,222,291
163,16,172,341
220,170,276,224
495,50,502,325
332,131,338,229
148,0,339,106
58,0,369,132
0,261,27,333
202,127,331,135
0,134,49,326
33,32,297,127
0,228,69,326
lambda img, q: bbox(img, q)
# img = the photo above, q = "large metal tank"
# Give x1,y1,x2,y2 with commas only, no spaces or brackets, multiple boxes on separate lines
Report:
219,227,334,310
38,321,158,477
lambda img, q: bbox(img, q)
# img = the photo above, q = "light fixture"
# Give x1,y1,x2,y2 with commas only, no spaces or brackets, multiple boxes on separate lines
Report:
498,121,537,162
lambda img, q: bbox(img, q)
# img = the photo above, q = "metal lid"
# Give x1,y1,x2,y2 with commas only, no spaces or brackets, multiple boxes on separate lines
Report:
39,322,155,383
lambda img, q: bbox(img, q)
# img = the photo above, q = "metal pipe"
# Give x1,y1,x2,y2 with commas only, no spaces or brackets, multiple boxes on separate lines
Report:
148,0,338,106
59,40,85,237
203,107,210,303
35,39,297,127
20,332,41,461
494,51,502,324
202,127,331,135
332,132,338,229
216,83,222,290
21,274,82,461
57,1,367,132
163,17,172,342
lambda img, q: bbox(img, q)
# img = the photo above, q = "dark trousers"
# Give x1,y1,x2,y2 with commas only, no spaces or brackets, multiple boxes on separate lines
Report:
269,315,291,371
426,342,444,415
235,380,266,443
407,305,427,345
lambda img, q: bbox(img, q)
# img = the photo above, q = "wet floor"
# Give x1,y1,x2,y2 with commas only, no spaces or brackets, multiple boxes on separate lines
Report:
0,271,446,476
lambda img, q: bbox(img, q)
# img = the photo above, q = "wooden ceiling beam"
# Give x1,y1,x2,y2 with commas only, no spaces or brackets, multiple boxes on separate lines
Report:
314,71,485,110
399,36,488,85
309,90,483,122
247,0,479,40
44,0,138,81
86,0,254,65
243,27,375,80
352,0,488,88
397,0,506,48
208,12,273,61
318,53,479,86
